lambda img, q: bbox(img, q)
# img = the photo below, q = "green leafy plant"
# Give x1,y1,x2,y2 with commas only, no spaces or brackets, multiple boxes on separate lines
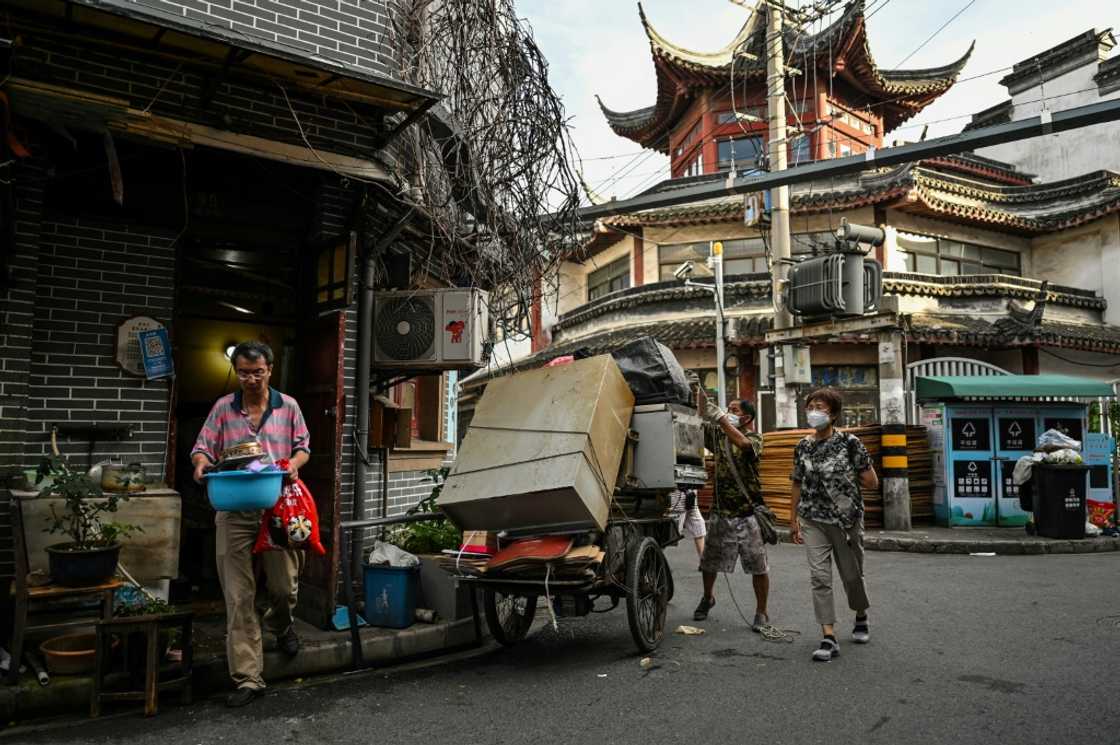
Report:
37,457,142,550
387,467,461,555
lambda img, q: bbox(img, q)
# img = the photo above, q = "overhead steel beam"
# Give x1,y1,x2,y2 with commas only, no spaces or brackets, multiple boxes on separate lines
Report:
576,98,1120,220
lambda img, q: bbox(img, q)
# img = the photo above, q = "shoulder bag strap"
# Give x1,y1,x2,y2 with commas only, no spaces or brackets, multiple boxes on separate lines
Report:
721,438,761,507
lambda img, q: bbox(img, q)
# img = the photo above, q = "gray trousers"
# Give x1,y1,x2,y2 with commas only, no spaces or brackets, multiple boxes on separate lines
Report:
802,517,870,626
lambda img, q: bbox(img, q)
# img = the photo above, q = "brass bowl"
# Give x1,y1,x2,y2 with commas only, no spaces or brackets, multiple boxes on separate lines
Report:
221,441,263,461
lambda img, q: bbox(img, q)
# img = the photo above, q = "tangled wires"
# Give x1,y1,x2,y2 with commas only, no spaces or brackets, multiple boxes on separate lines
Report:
389,0,581,340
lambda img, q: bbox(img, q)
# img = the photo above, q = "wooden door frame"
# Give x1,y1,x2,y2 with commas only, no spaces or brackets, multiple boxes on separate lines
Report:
293,310,346,628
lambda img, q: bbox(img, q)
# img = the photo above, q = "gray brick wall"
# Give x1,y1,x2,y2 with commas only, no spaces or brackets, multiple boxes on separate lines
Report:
0,156,49,578
24,217,177,475
15,29,384,163
102,0,397,78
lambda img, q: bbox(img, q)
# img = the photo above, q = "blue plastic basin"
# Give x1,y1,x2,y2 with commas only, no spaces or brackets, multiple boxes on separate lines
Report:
204,470,283,511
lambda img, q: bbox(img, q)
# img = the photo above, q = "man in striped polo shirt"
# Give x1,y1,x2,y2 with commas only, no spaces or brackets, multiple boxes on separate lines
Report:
191,341,310,707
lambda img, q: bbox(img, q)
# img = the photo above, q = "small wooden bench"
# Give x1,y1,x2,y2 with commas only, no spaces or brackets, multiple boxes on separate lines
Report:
90,612,193,718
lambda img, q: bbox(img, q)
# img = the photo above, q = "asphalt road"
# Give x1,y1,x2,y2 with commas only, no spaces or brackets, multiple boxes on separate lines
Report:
15,543,1120,745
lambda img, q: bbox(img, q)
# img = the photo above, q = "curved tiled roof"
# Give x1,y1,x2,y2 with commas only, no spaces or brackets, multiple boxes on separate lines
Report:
599,0,973,148
554,273,1104,335
884,274,1107,310
587,164,1120,235
906,313,1120,354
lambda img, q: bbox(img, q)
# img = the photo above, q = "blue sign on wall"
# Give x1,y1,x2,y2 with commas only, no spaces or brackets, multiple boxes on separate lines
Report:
138,328,174,380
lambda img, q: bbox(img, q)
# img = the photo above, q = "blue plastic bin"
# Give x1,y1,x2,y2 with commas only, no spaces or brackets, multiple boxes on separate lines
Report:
363,563,419,629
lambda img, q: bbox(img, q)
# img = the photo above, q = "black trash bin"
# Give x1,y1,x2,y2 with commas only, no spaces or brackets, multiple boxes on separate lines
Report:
1032,463,1089,539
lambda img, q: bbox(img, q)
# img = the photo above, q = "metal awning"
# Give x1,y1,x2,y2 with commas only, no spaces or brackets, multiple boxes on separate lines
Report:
915,374,1117,401
5,0,441,112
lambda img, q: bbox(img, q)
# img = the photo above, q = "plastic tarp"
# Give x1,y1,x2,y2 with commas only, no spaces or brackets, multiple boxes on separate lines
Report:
610,337,692,406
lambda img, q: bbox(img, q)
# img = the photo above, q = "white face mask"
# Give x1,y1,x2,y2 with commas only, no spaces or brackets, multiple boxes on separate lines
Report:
806,410,831,430
725,414,741,428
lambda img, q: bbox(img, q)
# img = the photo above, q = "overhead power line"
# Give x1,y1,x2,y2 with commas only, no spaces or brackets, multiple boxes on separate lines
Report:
893,0,979,69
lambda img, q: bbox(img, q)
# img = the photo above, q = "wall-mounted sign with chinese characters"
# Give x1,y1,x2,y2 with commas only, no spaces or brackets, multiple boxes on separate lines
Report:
115,316,165,376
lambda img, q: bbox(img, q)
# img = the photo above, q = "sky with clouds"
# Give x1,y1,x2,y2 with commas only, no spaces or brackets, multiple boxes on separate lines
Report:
518,0,1118,201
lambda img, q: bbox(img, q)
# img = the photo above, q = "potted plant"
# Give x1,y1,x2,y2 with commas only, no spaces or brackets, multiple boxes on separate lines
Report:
387,468,472,621
36,458,141,586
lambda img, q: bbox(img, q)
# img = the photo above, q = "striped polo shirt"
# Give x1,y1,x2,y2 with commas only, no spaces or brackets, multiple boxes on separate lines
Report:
191,388,311,465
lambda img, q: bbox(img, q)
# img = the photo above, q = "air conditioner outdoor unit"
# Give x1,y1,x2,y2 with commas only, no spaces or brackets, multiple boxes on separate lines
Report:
373,288,489,369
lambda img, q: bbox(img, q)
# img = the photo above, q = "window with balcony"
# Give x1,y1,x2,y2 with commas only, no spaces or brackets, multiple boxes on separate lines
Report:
717,136,763,169
587,255,631,300
897,234,1021,276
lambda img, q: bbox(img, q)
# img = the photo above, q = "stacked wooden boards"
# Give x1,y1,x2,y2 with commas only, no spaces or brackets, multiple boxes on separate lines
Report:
757,426,933,528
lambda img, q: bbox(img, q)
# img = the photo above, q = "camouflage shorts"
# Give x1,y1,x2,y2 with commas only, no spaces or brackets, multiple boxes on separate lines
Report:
700,515,769,576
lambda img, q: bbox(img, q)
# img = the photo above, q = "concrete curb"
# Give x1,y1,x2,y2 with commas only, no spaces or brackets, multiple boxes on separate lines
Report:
0,617,480,722
774,528,1120,555
863,534,1120,555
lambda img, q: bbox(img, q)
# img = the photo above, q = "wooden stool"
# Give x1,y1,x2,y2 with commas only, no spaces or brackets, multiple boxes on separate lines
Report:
91,612,193,717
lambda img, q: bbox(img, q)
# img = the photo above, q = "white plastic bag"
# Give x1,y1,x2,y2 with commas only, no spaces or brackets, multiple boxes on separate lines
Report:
368,540,420,568
1012,456,1036,486
1042,448,1083,465
1036,429,1081,453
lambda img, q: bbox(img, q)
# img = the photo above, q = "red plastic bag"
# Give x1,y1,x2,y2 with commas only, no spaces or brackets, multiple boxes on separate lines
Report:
253,460,326,555
1088,499,1116,528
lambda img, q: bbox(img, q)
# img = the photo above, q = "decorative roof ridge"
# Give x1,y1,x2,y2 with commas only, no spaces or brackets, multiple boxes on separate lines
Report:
555,276,771,329
595,95,657,133
965,99,1013,131
921,155,1034,186
913,167,1120,203
638,1,760,70
1000,28,1117,94
879,41,976,83
906,313,1120,354
1096,55,1120,95
882,272,1106,308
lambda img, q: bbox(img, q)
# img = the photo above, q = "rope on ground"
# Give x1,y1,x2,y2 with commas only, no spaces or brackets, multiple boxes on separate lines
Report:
721,571,801,643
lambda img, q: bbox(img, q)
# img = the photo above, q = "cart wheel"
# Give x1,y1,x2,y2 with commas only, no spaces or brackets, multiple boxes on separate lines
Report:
625,537,670,653
483,590,538,646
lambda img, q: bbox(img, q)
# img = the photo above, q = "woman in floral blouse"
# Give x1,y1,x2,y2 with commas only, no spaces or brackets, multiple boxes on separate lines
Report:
790,388,878,662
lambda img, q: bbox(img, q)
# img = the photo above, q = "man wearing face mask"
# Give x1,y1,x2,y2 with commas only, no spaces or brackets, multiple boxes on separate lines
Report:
694,396,771,631
790,388,878,663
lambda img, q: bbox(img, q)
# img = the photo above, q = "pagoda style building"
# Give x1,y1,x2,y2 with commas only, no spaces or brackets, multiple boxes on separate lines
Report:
597,0,973,177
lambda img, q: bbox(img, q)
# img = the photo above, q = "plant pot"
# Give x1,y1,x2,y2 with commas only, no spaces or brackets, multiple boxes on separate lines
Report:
39,633,117,676
46,542,122,586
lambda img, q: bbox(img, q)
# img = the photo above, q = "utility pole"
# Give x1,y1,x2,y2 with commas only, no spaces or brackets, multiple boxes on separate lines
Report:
712,240,728,409
767,1,797,428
